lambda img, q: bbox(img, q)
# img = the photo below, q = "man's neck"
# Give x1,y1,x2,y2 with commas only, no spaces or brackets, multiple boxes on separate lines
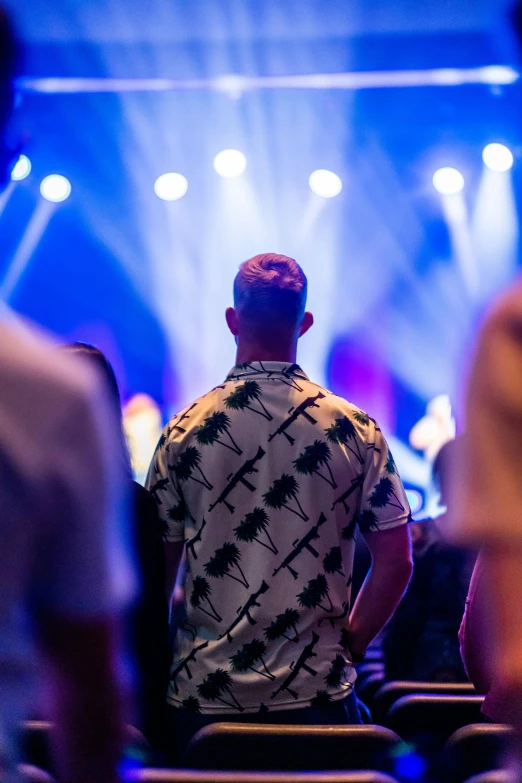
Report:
235,343,297,366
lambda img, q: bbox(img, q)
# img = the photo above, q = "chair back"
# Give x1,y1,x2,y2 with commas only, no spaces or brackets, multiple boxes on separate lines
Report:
128,769,402,783
183,723,401,772
356,673,386,716
373,681,476,725
385,694,485,747
444,724,514,783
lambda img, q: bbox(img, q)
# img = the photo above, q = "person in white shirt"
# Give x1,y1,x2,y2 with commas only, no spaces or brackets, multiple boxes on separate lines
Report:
147,253,413,756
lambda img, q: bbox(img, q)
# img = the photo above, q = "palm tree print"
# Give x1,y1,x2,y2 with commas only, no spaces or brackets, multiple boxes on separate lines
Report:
167,498,188,523
356,509,380,533
369,476,404,512
323,547,344,575
190,576,222,622
196,411,242,455
167,484,197,528
197,668,244,712
311,690,334,707
325,416,364,464
297,574,333,613
341,517,357,541
293,440,337,488
279,363,304,391
263,474,309,521
154,432,167,453
385,450,397,475
352,410,370,426
224,381,273,421
324,654,348,688
170,446,213,490
234,507,278,554
229,639,275,680
339,628,350,651
264,608,301,643
204,542,249,588
179,696,201,713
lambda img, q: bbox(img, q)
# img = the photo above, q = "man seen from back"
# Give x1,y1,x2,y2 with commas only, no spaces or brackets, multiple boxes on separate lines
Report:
147,253,413,756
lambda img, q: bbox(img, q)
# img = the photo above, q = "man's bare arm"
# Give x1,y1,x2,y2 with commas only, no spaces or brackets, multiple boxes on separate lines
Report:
39,612,125,783
347,524,413,658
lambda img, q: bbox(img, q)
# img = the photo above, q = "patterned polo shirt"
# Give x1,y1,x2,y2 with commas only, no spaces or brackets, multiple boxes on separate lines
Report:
147,361,410,715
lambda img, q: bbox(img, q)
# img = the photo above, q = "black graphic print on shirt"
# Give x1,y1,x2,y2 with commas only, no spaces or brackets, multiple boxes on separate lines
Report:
147,362,410,713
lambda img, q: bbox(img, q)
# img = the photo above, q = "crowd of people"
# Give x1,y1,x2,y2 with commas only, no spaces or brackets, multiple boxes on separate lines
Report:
3,3,522,782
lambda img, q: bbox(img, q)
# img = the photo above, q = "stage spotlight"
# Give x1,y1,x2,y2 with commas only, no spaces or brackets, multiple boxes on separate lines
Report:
11,154,31,181
213,149,247,178
432,167,464,195
309,169,343,198
40,174,71,203
482,143,513,173
154,172,188,201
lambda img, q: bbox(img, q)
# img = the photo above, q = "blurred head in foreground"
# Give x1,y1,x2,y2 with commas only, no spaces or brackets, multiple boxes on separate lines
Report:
61,342,132,476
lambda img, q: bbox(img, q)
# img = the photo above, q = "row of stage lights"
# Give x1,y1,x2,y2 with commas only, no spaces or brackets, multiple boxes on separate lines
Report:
432,143,514,195
156,143,516,201
10,142,515,204
154,149,344,201
11,155,71,201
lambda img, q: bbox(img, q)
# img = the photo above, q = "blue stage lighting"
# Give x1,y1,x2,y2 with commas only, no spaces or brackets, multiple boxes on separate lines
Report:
482,143,513,173
11,154,31,181
213,149,247,178
432,167,464,195
40,175,71,203
154,172,188,201
309,169,343,198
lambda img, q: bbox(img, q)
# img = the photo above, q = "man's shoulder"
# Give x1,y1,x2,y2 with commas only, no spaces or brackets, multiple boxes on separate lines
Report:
163,384,226,438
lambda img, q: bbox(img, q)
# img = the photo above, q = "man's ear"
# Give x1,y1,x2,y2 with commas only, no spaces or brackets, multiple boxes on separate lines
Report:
299,311,314,337
225,307,239,336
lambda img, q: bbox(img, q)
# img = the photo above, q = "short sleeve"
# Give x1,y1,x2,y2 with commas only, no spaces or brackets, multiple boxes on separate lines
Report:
358,421,411,533
450,286,522,547
39,374,136,615
146,430,185,543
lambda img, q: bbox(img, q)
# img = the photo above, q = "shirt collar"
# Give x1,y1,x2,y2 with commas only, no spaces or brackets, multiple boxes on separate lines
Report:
226,361,309,382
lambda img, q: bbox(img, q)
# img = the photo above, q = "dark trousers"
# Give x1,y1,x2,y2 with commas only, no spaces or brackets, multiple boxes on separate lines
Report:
168,690,362,763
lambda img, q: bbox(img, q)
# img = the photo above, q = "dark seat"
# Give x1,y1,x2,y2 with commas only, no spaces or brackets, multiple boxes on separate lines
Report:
373,681,476,725
183,723,401,772
356,663,385,684
385,694,485,748
444,724,514,783
356,673,386,718
128,769,402,783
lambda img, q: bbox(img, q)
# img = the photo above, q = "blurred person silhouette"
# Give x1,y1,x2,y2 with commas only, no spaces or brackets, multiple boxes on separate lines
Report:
0,11,135,783
62,343,169,750
383,438,471,682
451,284,522,728
448,0,522,749
147,253,412,757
